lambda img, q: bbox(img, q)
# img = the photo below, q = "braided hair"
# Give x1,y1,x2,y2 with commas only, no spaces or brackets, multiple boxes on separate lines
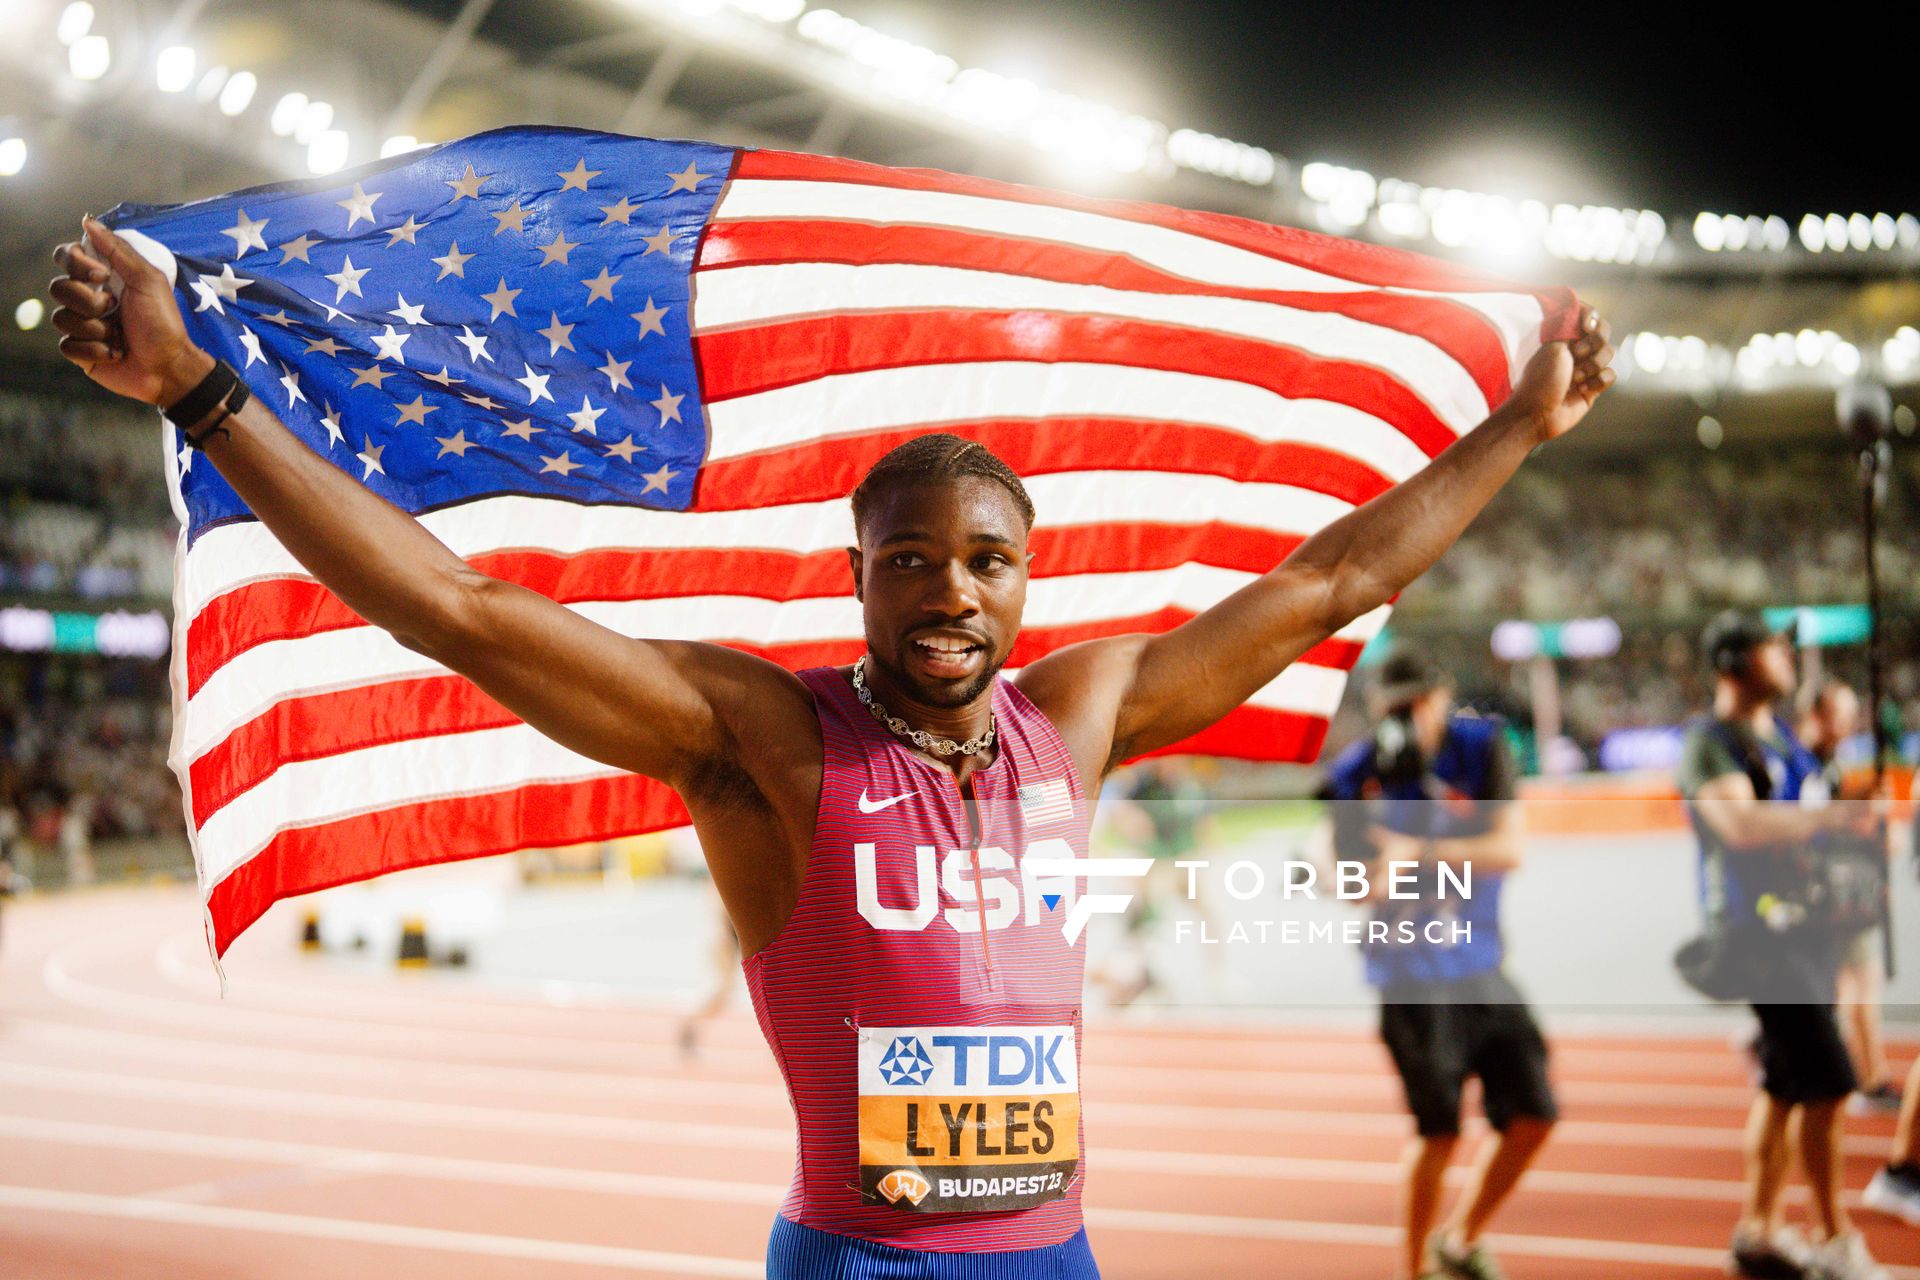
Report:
849,433,1036,544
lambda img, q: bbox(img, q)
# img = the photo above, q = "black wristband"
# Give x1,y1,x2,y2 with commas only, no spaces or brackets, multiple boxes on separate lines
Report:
181,375,250,450
164,358,240,432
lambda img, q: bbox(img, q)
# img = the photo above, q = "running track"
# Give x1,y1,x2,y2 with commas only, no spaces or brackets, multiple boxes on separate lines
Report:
1,888,1914,1279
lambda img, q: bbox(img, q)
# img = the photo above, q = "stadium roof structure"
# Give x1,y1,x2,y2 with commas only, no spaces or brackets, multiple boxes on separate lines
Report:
3,0,1916,450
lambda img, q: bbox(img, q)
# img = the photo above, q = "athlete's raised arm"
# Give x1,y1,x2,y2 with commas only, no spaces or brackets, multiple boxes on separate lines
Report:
1021,306,1614,775
49,217,805,792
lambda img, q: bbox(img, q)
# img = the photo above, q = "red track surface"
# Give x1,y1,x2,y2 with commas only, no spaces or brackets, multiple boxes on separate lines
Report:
1,887,1914,1279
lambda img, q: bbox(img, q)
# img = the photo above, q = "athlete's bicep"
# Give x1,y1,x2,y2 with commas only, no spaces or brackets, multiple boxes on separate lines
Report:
424,571,801,788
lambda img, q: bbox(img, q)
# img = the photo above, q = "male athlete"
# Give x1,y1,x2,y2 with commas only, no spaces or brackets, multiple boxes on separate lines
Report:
48,216,1612,1277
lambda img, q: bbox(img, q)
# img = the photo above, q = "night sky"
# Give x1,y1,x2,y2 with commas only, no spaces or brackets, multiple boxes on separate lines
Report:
855,0,1917,218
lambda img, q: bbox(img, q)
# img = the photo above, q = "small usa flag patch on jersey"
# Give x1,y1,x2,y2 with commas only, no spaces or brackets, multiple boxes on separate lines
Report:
1017,779,1074,826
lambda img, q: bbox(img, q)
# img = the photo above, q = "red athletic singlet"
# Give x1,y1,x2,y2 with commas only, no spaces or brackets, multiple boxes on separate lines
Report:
745,666,1091,1252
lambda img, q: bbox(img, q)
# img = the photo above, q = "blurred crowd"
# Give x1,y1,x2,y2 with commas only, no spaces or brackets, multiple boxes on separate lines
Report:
0,388,174,599
1409,445,1920,622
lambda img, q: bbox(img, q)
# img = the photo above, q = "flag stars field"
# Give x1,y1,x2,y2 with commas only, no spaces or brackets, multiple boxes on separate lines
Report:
482,278,520,320
222,208,270,255
631,298,667,339
650,384,684,426
567,396,606,435
558,158,602,191
537,230,579,267
386,215,428,246
580,266,620,303
371,325,410,364
665,161,710,193
445,163,488,200
599,196,638,226
337,182,381,229
393,396,438,427
325,256,369,302
641,226,676,256
537,313,576,355
539,451,581,476
432,242,474,280
491,200,533,235
597,353,632,392
356,439,385,478
276,233,317,264
389,294,429,326
435,429,474,458
455,326,492,362
605,435,643,462
516,365,553,405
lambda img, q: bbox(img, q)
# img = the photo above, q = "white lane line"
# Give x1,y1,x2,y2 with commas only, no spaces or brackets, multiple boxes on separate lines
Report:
22,1014,1874,1156
47,938,1766,1110
10,1120,1913,1277
0,1184,764,1277
0,1066,1863,1207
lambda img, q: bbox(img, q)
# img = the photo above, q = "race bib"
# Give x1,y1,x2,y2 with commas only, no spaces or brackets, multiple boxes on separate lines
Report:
858,1023,1079,1213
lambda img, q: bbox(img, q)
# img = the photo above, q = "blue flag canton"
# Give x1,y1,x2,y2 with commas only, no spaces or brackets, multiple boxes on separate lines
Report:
105,126,736,542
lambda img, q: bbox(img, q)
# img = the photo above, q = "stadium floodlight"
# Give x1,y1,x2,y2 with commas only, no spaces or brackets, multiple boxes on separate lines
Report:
308,129,350,174
218,70,257,116
1824,212,1847,251
195,65,229,102
1871,212,1896,250
270,92,308,137
1847,212,1871,251
1798,213,1823,251
157,45,196,93
381,134,421,157
14,298,44,330
1696,415,1723,449
69,33,110,80
1763,215,1790,251
296,100,336,145
56,2,93,45
1692,211,1723,251
0,136,24,177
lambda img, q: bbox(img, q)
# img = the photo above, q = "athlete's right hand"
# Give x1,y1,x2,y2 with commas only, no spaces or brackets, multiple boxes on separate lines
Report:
49,216,212,407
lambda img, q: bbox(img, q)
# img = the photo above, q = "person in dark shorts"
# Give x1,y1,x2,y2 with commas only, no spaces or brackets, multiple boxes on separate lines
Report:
1678,611,1888,1280
1793,680,1900,1115
1318,650,1554,1280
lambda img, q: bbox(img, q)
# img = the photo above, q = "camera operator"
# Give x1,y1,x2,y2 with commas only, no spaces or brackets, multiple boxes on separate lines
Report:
1317,650,1554,1280
1678,612,1888,1280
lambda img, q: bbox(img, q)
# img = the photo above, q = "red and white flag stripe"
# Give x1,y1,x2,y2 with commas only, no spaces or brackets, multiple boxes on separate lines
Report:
169,147,1578,954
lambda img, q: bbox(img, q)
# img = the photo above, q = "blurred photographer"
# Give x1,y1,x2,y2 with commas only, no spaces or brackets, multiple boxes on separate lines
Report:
1677,612,1888,1280
1794,679,1901,1115
1317,650,1553,1280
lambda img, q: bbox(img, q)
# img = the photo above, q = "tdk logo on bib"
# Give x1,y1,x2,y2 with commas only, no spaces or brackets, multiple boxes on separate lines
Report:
868,1031,1073,1092
877,1037,935,1087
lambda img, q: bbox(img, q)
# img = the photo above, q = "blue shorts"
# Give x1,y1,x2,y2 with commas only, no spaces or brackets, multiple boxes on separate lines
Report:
766,1216,1101,1279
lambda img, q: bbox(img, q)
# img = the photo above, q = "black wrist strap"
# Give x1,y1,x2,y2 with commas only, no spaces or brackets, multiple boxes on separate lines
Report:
164,359,240,432
181,375,250,450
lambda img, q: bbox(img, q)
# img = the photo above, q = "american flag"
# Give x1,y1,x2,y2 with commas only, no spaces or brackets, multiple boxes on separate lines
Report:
103,126,1578,957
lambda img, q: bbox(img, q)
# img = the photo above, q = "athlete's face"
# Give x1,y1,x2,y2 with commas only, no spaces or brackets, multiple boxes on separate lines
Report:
849,477,1033,709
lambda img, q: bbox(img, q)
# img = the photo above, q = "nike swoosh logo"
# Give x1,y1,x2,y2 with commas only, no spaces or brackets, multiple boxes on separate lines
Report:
858,788,916,813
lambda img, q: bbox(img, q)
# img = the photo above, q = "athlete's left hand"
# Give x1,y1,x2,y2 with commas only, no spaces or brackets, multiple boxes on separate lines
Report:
1506,303,1614,443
